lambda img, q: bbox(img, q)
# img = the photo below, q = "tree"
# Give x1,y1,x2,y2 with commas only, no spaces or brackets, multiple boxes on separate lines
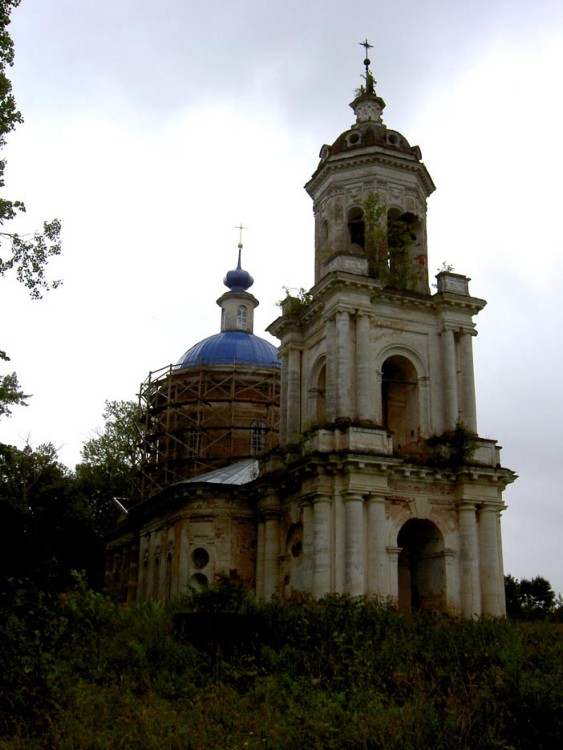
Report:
505,574,557,620
75,400,144,533
0,348,28,417
0,0,62,419
0,0,61,297
0,441,103,591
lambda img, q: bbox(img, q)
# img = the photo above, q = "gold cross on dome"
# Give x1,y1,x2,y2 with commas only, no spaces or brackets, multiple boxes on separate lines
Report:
235,222,246,249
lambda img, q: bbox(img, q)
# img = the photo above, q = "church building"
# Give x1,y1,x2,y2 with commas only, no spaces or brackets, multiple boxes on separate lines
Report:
106,46,515,617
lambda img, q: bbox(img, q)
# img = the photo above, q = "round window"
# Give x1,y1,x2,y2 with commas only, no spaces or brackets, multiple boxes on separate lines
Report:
191,547,209,570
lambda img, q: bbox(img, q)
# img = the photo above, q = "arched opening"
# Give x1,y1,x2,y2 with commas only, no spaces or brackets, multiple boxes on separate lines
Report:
381,355,419,449
348,206,365,250
386,210,421,289
397,519,446,612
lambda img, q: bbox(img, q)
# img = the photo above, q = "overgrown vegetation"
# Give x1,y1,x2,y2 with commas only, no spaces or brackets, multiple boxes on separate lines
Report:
2,578,563,749
277,286,314,316
397,420,478,468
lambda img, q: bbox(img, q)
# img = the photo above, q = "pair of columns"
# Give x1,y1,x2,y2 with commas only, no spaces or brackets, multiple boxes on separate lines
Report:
441,328,477,432
458,501,505,617
308,492,389,599
327,309,376,423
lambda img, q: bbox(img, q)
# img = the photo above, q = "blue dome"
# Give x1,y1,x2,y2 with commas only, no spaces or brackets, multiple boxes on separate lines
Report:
224,266,254,292
177,331,280,369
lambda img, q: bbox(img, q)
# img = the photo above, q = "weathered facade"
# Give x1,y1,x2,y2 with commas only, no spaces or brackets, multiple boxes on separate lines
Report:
106,51,515,617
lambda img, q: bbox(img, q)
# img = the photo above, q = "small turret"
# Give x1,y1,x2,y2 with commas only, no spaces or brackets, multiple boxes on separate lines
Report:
217,229,259,333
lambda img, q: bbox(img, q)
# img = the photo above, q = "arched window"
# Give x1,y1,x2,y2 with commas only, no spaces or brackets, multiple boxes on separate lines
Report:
250,420,267,454
237,305,248,330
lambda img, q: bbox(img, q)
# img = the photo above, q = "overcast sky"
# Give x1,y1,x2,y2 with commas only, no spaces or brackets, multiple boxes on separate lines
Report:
1,0,562,593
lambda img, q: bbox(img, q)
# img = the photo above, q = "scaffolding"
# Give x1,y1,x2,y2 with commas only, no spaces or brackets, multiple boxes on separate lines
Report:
138,361,280,498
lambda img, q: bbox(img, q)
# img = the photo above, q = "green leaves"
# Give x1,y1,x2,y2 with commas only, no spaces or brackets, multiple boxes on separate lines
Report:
0,217,62,299
0,0,62,300
0,349,29,418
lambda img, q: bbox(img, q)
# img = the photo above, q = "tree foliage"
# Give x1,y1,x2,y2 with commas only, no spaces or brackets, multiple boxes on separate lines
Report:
0,441,104,591
0,0,62,420
505,574,560,621
75,400,143,529
0,347,28,417
0,0,61,298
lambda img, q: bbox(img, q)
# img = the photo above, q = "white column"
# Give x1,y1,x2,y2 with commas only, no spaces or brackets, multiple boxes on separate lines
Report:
263,514,280,600
302,501,314,594
458,502,482,617
312,495,332,597
366,496,388,599
356,313,375,422
335,310,352,419
286,346,301,444
459,332,478,433
478,505,503,616
441,328,458,429
344,493,365,596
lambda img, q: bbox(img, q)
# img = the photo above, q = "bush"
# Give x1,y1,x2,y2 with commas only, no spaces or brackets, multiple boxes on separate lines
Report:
2,583,563,748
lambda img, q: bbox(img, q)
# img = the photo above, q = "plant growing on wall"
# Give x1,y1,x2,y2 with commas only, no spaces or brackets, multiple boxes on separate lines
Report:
277,286,314,317
398,420,478,468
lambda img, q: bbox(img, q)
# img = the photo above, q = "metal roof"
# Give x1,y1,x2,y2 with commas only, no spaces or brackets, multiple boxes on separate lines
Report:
178,459,259,486
177,331,280,369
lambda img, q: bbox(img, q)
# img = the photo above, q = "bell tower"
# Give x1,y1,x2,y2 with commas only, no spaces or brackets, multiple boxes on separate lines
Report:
262,42,516,617
307,42,434,294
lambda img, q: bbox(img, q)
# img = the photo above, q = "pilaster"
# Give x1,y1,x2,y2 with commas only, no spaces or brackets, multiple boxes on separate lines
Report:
344,492,365,596
366,495,388,599
459,331,477,433
312,494,332,597
458,502,482,617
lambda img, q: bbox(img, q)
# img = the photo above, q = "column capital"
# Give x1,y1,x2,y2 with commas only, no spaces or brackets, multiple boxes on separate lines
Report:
343,491,365,503
457,500,478,512
312,492,332,505
366,493,387,504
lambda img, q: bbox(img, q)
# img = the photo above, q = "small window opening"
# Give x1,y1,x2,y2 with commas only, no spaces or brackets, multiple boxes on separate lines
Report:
191,547,209,570
237,305,248,330
348,207,365,250
251,420,267,454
